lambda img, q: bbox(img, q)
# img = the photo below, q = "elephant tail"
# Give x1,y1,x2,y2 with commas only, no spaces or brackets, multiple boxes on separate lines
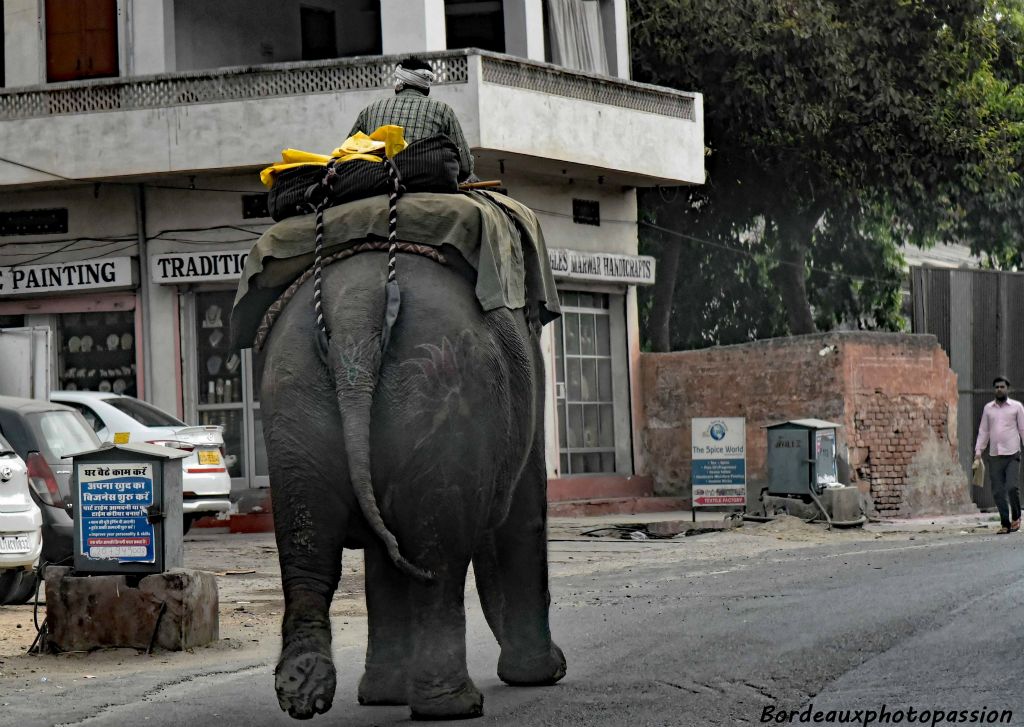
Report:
328,339,434,584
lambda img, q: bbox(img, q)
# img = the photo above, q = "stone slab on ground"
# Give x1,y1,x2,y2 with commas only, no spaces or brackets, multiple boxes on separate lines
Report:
645,519,742,537
44,566,219,653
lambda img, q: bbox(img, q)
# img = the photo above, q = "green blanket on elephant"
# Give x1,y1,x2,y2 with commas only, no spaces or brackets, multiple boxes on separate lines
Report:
230,190,561,349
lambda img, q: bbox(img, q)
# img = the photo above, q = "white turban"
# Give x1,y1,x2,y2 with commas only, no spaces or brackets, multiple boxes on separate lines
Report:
395,65,436,92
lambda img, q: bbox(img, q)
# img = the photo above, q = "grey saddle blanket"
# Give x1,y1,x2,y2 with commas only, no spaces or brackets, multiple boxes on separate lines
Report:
230,190,561,349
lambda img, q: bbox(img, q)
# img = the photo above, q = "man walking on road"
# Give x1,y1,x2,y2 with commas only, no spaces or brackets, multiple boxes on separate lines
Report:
974,376,1024,534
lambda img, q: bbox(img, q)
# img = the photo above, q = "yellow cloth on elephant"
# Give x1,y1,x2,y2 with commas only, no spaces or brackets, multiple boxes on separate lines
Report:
230,191,561,350
259,126,409,188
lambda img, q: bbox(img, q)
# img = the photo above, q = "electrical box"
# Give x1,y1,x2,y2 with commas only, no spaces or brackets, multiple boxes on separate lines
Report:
766,419,842,497
71,442,187,576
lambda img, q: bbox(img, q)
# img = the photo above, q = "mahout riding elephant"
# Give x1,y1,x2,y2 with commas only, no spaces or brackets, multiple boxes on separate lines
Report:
257,251,566,720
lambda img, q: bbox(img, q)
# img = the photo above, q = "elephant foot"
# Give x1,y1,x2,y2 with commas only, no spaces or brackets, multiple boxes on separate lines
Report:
498,643,567,686
358,664,409,706
275,650,337,719
409,679,483,721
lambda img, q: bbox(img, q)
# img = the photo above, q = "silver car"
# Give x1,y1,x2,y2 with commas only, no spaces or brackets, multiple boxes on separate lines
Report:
0,432,43,604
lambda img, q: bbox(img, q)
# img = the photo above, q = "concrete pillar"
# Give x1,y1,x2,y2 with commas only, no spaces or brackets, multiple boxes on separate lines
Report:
604,0,630,79
503,0,545,61
3,0,45,87
125,0,176,76
380,0,446,55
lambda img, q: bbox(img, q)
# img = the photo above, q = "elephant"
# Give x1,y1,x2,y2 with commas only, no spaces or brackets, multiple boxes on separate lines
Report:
256,249,567,720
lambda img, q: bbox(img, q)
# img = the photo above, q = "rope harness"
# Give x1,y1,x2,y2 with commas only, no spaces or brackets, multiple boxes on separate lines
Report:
256,157,445,355
253,241,445,353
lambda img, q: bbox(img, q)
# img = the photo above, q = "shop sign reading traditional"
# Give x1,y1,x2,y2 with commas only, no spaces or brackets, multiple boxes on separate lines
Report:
691,417,747,508
0,256,135,295
547,248,656,285
151,251,248,284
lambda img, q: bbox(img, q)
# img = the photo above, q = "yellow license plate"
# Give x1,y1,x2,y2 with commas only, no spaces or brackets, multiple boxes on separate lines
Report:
198,450,221,465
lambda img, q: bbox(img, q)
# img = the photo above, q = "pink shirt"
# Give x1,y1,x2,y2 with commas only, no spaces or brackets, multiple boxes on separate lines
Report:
975,398,1024,456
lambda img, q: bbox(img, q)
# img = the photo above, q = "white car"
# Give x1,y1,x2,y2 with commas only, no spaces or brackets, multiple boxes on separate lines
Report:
0,432,43,604
49,392,232,533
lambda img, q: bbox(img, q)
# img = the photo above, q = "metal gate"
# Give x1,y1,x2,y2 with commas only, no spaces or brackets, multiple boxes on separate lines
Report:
911,266,1024,508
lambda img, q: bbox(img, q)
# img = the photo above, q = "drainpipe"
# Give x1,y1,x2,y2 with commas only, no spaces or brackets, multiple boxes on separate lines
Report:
135,184,153,402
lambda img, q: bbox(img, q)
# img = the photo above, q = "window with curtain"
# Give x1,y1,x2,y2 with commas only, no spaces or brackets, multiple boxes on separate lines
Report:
545,0,609,74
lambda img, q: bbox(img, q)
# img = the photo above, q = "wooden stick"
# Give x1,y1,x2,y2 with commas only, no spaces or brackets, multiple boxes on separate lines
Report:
458,180,503,189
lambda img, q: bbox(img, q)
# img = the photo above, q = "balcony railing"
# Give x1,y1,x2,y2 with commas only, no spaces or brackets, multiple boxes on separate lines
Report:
0,49,696,123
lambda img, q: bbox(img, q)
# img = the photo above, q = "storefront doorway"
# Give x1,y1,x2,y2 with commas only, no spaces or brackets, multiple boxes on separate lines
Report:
182,289,268,492
551,290,632,476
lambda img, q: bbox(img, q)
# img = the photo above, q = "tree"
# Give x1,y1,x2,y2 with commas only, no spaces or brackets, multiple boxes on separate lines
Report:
631,0,1024,347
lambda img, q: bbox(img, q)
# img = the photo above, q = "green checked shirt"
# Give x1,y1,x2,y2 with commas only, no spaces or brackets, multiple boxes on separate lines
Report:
347,88,475,181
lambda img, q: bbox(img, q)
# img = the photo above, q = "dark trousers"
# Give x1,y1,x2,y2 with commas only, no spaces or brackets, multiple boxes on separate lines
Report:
989,454,1022,528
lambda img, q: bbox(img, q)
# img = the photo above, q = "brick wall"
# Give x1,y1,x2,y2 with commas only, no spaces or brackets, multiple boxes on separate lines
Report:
638,332,959,516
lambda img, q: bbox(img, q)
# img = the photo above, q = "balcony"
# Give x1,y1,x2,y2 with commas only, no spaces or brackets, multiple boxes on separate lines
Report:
0,49,703,189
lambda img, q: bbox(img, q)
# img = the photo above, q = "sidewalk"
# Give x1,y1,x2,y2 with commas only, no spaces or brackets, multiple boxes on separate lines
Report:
551,508,999,535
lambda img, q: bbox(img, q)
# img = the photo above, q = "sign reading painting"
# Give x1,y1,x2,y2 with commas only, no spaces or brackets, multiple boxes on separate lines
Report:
0,256,134,295
691,417,746,507
548,248,656,285
151,251,249,284
77,462,156,563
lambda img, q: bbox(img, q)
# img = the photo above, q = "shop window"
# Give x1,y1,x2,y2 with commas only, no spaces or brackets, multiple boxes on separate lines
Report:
544,0,609,74
194,290,244,479
301,7,338,61
553,291,615,475
57,310,137,397
45,0,119,83
445,0,506,52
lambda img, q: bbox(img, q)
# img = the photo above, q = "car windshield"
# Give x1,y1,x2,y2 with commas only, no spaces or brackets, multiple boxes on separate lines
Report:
106,398,186,428
31,410,101,460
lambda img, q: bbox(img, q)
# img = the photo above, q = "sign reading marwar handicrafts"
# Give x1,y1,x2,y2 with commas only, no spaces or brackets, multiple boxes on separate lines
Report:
691,417,746,508
77,462,156,563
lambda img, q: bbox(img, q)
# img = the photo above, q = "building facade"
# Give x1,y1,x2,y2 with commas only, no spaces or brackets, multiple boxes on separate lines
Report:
0,0,704,494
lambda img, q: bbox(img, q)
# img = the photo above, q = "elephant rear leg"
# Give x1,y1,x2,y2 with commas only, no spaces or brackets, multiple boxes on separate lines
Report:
265,398,350,719
406,561,483,720
359,541,412,705
474,440,566,687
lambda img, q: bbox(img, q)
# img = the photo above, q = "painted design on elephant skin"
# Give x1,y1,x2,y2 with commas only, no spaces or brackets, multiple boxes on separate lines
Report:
404,332,476,448
334,334,378,386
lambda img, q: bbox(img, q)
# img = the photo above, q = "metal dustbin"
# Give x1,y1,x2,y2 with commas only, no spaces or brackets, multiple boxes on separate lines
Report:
70,442,188,575
766,419,842,498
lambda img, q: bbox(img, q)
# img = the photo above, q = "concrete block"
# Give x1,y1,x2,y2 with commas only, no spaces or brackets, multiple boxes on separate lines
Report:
821,487,862,522
44,567,219,653
645,519,740,537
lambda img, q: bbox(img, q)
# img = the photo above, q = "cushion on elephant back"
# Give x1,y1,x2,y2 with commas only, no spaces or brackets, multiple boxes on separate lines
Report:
267,134,461,222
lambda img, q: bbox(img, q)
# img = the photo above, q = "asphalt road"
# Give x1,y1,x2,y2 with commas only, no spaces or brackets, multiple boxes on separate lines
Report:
3,525,1024,727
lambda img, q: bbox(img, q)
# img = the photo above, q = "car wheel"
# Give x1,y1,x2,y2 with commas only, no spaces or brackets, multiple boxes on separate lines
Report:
0,569,38,605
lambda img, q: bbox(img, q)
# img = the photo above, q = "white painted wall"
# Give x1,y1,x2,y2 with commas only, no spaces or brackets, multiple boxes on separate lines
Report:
381,0,446,55
476,79,703,186
0,74,700,188
172,0,378,71
3,0,44,87
0,184,137,267
502,174,638,256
